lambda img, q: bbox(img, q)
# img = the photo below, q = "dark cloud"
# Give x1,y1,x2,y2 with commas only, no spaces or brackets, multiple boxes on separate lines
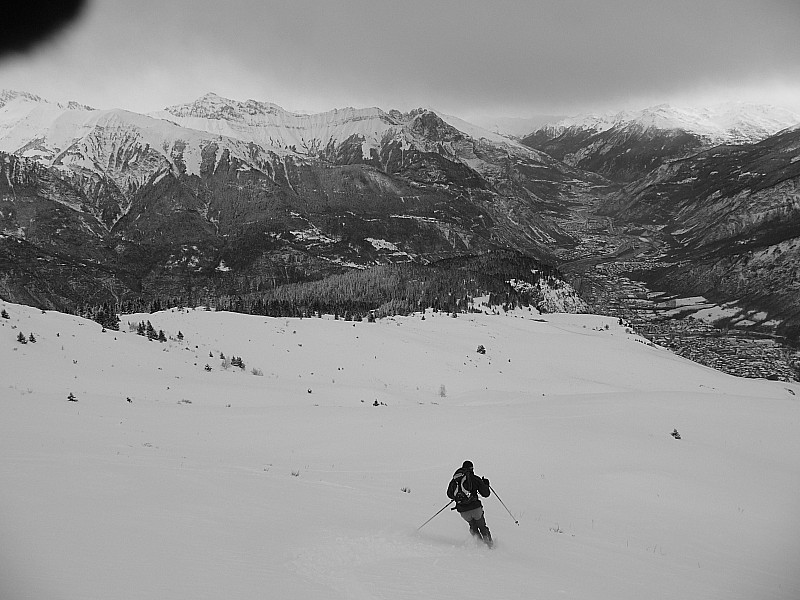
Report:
1,0,799,116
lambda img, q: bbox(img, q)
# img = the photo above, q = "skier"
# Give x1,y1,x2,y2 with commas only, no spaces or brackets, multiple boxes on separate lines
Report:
447,460,493,547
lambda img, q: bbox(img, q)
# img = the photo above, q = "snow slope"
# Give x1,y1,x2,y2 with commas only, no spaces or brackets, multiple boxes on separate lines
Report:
1,300,799,600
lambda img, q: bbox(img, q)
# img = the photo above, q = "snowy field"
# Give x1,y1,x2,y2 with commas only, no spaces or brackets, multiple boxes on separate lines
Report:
1,300,799,600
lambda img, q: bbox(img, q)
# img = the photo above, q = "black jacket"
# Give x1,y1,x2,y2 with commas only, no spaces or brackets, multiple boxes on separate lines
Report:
447,468,490,513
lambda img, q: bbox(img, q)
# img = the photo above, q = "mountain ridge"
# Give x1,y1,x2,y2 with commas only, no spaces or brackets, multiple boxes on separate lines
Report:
0,89,595,313
531,102,800,145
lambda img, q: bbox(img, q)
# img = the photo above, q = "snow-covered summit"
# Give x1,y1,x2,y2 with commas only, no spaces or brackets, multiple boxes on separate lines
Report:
0,89,94,112
540,102,800,144
162,91,289,119
160,92,392,127
152,92,399,155
0,90,298,180
0,89,44,109
154,93,532,158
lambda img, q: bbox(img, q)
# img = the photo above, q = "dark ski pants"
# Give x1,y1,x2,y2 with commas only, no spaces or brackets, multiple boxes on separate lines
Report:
459,507,491,540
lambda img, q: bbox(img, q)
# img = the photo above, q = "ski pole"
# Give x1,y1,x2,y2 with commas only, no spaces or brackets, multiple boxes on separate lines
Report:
489,485,519,525
416,500,454,531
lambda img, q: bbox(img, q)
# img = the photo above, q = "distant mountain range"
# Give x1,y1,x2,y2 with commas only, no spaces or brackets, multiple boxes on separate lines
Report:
521,103,800,183
0,90,593,311
520,103,800,338
599,124,800,334
1,89,799,339
531,103,800,143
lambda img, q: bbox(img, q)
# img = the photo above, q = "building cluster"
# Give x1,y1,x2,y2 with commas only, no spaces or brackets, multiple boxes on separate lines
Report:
580,267,800,382
554,207,800,382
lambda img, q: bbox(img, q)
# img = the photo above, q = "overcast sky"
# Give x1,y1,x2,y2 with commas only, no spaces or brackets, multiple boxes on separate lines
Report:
2,0,799,121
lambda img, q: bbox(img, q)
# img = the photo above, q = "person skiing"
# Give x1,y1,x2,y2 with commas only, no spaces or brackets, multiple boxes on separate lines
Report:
447,460,492,547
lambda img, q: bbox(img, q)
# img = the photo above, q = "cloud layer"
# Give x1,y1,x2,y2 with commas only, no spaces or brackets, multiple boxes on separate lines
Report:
1,0,799,117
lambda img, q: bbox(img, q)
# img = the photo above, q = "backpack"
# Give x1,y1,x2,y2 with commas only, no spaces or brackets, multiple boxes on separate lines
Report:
451,469,476,504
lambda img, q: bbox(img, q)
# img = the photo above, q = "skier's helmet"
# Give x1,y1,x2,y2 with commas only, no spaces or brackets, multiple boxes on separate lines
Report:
462,460,474,471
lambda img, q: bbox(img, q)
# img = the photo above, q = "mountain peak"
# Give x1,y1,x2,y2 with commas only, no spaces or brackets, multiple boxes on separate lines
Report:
161,92,290,121
0,89,94,112
538,102,800,144
1,89,45,110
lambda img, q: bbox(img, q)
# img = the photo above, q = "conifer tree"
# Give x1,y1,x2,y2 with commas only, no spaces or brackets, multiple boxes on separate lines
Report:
17,332,27,344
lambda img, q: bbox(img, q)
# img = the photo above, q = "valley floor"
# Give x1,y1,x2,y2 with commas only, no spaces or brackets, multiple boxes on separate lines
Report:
554,195,800,382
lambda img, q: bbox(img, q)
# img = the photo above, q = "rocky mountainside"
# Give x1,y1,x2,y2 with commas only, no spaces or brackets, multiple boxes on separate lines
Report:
598,125,800,339
0,90,600,311
521,103,800,183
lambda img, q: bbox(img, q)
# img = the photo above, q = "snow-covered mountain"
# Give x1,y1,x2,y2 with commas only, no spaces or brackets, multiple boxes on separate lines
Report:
153,92,398,158
518,100,800,340
2,299,798,599
537,103,800,145
0,89,539,181
522,103,800,184
598,124,800,337
0,89,561,192
154,93,517,156
0,89,595,312
152,92,551,180
0,90,296,184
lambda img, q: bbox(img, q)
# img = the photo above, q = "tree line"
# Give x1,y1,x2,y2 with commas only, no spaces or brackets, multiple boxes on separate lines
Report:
77,250,564,324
